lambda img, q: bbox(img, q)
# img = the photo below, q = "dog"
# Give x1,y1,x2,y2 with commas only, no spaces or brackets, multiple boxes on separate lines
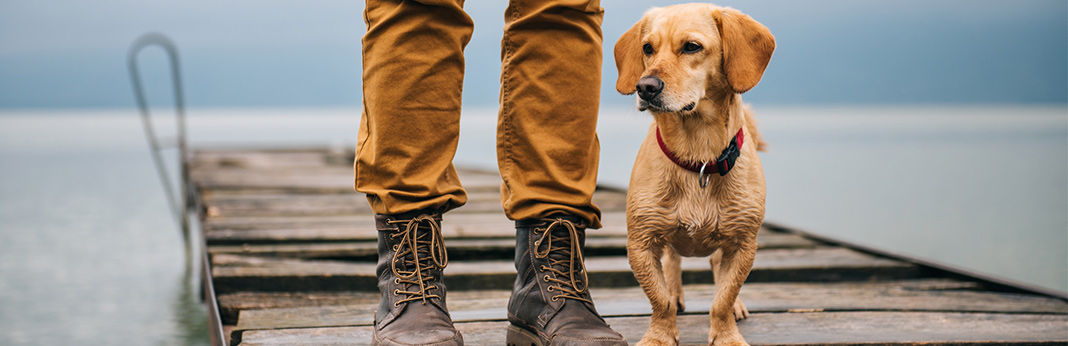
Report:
614,3,774,346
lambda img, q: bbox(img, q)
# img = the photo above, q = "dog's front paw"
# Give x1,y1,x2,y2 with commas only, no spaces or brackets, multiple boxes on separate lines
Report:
733,299,749,320
709,330,748,346
637,334,679,346
636,328,679,346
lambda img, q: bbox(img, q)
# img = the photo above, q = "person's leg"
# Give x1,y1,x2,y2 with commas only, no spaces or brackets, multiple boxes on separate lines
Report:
499,1,626,345
357,0,472,216
496,0,603,229
357,0,472,345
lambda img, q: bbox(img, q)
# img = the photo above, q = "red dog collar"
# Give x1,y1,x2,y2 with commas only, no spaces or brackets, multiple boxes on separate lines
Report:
656,127,745,187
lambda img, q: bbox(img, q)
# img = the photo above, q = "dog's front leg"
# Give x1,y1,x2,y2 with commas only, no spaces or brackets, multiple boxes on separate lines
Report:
708,247,755,346
628,239,679,346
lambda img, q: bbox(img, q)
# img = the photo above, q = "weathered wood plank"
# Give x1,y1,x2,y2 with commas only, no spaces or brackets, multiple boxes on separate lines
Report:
209,238,629,261
202,213,805,248
235,311,1068,346
200,190,628,217
203,212,632,239
190,149,349,169
192,168,504,194
210,247,921,294
207,232,818,259
227,279,1068,334
217,291,379,325
199,190,627,218
202,193,371,217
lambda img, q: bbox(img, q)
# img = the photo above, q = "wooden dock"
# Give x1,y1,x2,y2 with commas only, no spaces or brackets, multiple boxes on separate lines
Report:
189,147,1068,346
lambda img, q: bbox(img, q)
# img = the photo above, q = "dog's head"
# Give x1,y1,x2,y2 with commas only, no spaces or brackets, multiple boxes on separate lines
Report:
614,4,775,113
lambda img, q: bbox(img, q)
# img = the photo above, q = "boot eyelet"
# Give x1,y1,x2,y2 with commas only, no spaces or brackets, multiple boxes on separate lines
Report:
394,278,400,284
543,275,550,281
540,266,548,271
551,297,559,301
392,245,399,251
547,286,554,291
394,302,401,307
394,289,400,295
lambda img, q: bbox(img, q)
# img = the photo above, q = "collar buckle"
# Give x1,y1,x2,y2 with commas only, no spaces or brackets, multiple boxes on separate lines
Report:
715,136,741,176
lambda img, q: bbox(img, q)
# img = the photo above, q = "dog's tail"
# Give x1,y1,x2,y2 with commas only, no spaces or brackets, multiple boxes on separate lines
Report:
742,104,768,152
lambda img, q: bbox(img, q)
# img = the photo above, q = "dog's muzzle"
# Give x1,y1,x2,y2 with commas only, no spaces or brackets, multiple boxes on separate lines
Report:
635,76,695,113
636,76,663,101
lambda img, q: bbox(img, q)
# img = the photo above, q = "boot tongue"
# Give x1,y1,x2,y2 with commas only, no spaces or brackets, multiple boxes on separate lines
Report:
399,229,436,272
537,219,590,300
391,216,448,305
546,227,584,265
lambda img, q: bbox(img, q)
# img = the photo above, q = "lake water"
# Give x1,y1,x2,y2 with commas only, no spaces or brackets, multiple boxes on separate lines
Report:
0,105,1064,345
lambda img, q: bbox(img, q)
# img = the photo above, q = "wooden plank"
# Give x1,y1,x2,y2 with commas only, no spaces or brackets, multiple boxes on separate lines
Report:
209,238,624,261
207,232,818,259
210,247,921,294
235,311,1068,346
228,279,1068,334
203,212,632,239
202,214,806,248
200,191,628,218
206,227,369,245
190,149,347,169
192,167,504,194
191,167,357,193
200,189,628,217
203,193,372,217
217,291,379,325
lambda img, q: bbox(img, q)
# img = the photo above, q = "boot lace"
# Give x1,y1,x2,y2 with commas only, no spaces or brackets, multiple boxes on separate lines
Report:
387,215,448,306
533,217,592,303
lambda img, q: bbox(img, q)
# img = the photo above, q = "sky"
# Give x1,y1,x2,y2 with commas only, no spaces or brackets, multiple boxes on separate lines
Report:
0,0,1065,109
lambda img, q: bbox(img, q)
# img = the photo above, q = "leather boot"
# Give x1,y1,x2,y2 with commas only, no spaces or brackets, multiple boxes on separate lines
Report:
507,215,627,346
373,210,463,346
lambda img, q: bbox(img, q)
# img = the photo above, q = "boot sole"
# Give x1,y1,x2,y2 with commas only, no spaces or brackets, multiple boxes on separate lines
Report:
506,325,544,346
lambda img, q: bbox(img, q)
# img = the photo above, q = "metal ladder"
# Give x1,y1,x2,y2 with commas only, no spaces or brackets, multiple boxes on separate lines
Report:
127,32,228,346
126,32,192,259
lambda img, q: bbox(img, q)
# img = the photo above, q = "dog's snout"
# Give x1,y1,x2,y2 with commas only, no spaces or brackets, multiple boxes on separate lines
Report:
636,77,663,101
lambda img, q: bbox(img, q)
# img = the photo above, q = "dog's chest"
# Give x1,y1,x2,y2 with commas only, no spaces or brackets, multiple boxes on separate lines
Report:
662,185,727,256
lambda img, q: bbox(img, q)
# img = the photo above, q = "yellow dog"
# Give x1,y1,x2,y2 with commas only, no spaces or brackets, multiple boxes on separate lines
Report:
614,3,774,346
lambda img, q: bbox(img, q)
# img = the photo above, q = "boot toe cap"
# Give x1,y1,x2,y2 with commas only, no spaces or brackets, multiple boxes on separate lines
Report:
375,330,463,346
550,333,628,346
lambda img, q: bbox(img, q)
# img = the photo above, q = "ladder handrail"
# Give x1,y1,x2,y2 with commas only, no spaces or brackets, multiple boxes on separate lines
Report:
127,32,192,260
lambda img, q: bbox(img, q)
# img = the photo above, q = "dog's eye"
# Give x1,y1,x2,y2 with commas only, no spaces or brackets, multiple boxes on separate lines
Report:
642,43,654,56
682,42,702,53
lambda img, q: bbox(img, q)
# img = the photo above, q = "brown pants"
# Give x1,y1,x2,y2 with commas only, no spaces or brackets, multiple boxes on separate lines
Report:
355,0,605,227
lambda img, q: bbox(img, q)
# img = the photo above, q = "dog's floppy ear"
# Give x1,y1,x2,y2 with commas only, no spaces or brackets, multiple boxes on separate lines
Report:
713,7,775,94
614,18,645,95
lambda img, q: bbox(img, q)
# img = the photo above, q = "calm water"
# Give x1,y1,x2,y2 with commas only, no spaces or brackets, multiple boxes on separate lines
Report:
0,106,1064,344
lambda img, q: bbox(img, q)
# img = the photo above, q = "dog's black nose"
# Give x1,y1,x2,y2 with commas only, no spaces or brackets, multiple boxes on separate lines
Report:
636,77,663,101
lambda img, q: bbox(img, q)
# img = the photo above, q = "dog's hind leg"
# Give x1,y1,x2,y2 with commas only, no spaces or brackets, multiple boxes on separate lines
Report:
711,250,749,321
662,246,686,313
